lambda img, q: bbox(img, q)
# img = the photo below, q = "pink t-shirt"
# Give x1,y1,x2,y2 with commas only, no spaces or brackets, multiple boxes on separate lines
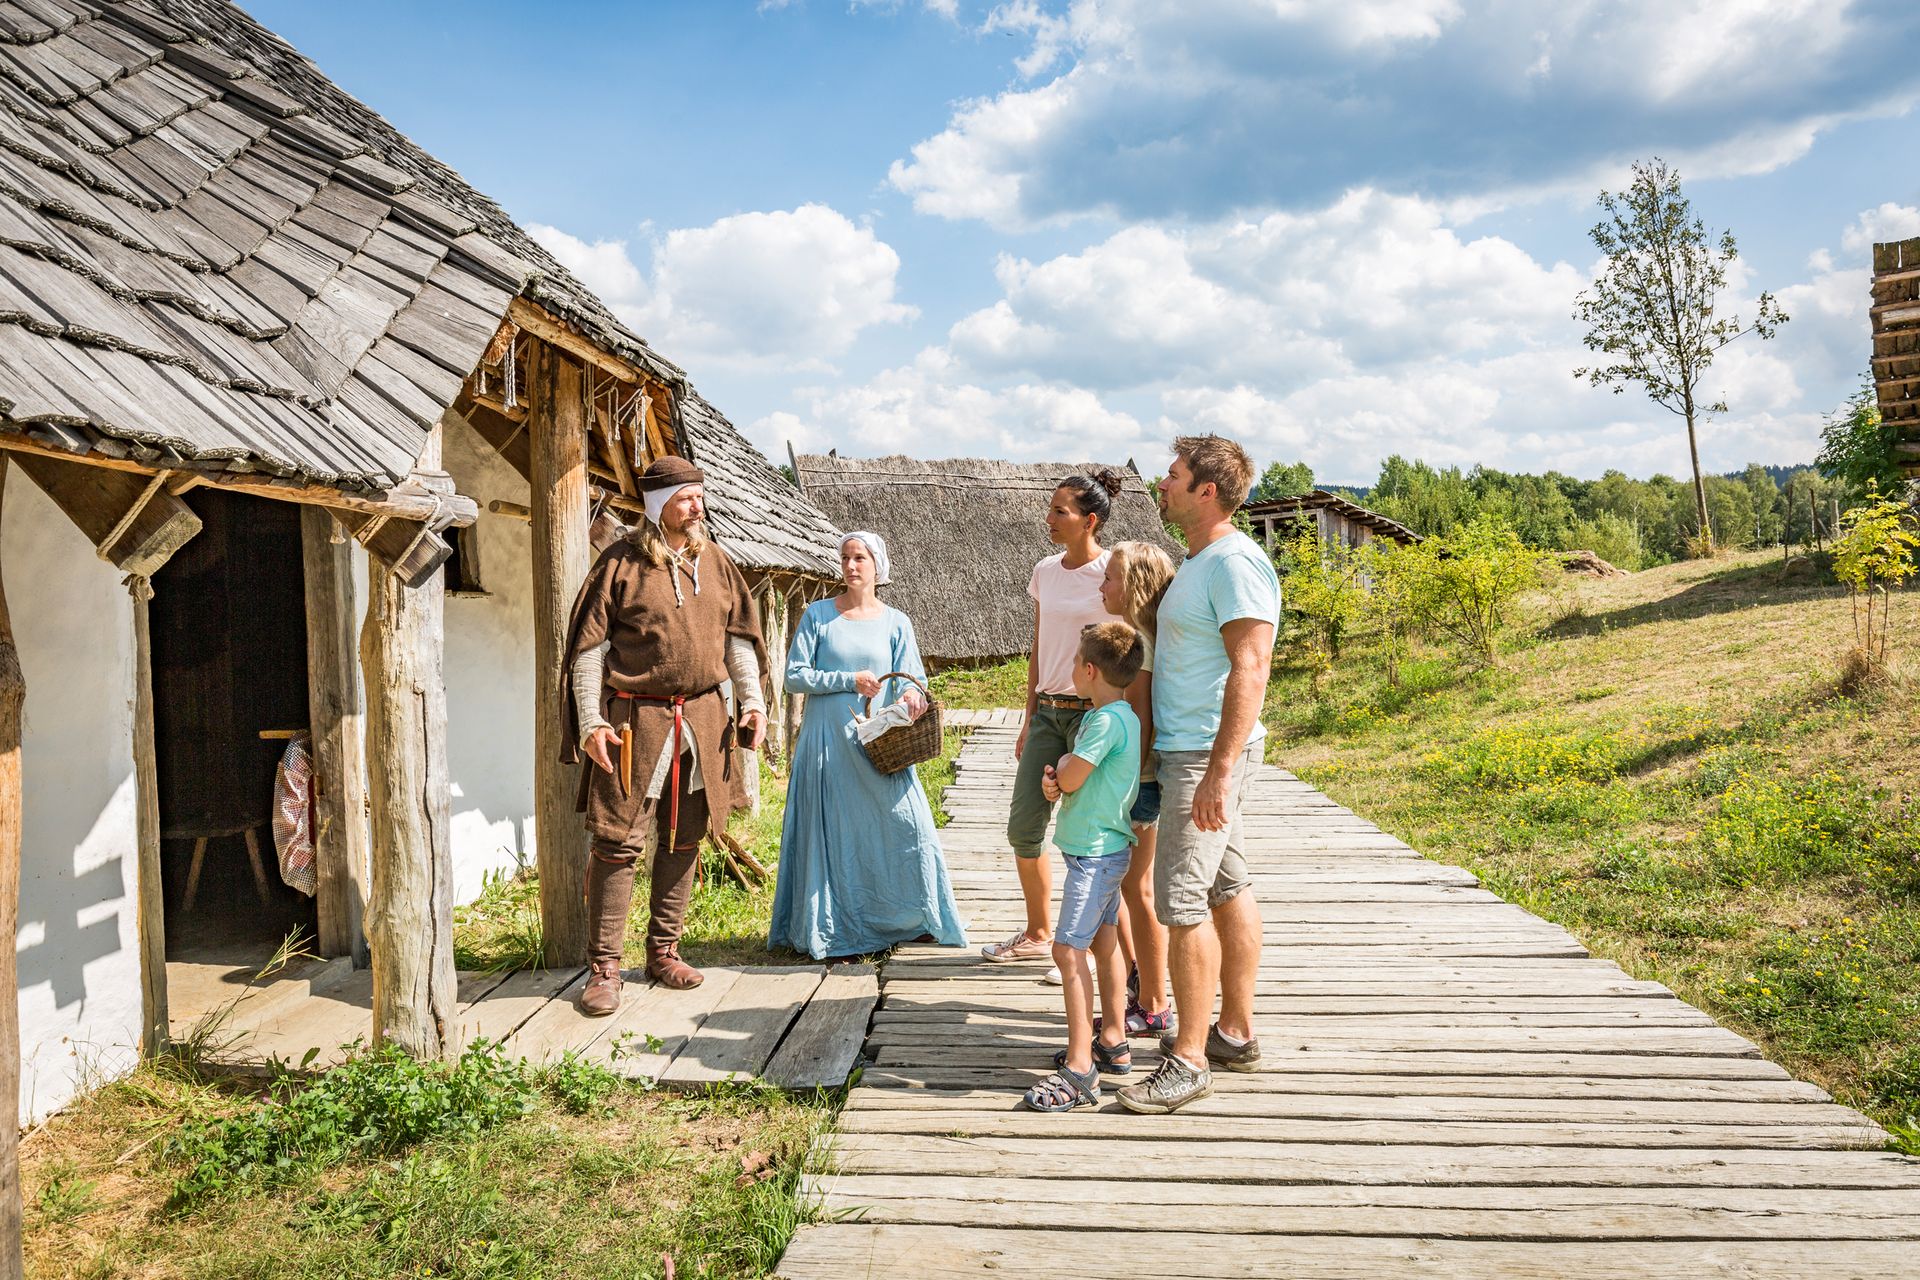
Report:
1028,550,1113,696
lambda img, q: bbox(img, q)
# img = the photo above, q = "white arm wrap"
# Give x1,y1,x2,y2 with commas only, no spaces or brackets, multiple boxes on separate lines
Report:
572,642,612,747
727,635,766,716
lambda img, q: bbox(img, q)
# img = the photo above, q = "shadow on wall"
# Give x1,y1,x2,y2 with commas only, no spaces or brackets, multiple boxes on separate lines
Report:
18,770,133,1008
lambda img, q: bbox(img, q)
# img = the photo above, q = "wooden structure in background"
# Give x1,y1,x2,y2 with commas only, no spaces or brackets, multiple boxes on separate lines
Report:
1244,490,1424,550
1869,238,1920,486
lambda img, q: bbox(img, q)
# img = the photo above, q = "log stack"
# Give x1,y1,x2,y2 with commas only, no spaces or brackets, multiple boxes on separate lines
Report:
1870,238,1920,485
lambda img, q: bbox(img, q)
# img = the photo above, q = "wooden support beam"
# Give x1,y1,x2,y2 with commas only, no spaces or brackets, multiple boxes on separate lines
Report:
507,297,654,389
531,346,591,968
302,507,370,965
0,433,477,529
345,512,453,590
593,403,639,496
11,452,200,575
0,458,25,1280
360,428,456,1058
761,579,789,766
456,396,532,482
128,577,166,1057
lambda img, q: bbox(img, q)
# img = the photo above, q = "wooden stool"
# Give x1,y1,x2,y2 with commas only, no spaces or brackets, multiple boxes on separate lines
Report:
168,822,272,911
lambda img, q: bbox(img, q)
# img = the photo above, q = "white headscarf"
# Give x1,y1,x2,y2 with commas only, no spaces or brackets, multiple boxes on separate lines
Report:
643,482,699,528
840,530,891,586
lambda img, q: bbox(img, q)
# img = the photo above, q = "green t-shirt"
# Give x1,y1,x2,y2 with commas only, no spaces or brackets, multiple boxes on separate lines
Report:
1054,701,1141,857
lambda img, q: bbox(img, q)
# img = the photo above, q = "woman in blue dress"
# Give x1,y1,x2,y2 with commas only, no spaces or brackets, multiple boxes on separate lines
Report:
770,531,969,959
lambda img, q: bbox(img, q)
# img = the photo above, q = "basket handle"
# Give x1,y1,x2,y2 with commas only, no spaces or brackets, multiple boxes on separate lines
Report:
864,670,933,718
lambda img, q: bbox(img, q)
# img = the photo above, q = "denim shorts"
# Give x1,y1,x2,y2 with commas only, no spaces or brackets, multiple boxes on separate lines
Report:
1056,853,1128,950
1129,779,1162,828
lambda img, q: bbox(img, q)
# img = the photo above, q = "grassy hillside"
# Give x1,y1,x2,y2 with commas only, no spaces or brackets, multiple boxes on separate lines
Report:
1265,549,1920,1145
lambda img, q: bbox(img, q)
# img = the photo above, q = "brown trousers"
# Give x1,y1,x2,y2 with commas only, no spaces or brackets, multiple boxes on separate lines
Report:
585,757,711,966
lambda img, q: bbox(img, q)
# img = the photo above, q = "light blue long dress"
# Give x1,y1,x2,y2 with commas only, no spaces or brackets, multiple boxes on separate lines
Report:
770,599,969,959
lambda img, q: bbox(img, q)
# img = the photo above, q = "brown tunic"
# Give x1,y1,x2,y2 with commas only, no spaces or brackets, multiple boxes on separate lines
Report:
559,537,768,844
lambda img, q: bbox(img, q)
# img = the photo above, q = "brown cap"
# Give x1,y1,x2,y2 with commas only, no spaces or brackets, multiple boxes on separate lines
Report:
639,455,704,492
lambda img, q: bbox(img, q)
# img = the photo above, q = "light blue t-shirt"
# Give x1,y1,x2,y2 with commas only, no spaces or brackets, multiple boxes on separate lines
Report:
1053,701,1141,857
1152,531,1282,754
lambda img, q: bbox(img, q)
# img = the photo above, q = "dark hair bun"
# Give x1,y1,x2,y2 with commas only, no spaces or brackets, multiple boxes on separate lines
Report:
1092,466,1125,499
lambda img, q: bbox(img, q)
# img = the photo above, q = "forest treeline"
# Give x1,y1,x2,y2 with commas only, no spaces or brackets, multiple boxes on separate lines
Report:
1252,383,1906,571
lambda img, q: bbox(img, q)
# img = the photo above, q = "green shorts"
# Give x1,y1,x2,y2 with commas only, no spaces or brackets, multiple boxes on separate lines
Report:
1006,702,1087,858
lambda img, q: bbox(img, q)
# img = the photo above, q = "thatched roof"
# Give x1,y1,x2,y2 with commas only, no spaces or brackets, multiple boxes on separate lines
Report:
0,0,839,575
794,453,1180,663
1243,490,1423,545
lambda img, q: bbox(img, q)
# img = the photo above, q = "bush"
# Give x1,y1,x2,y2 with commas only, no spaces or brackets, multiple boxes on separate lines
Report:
1392,517,1554,666
167,1041,537,1209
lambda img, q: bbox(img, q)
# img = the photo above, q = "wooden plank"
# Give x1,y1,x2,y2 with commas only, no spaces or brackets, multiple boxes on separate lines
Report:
129,579,166,1057
777,1225,1920,1279
453,966,584,1048
0,457,21,1280
605,965,745,1081
660,966,824,1085
764,963,878,1090
502,968,637,1063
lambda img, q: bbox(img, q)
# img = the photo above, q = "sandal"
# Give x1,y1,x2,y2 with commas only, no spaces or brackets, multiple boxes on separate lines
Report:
1054,1037,1132,1075
1022,1064,1101,1112
1095,1000,1176,1038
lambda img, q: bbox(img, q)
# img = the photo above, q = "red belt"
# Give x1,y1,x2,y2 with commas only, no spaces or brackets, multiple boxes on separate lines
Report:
614,691,688,839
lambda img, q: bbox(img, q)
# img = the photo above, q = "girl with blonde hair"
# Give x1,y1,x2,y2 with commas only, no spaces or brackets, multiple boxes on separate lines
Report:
1097,539,1178,1034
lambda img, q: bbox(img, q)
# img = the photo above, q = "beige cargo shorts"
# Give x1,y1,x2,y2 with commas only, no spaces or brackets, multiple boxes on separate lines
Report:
1153,744,1258,927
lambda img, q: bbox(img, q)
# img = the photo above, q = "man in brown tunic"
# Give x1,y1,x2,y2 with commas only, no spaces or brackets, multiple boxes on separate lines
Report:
560,455,768,1011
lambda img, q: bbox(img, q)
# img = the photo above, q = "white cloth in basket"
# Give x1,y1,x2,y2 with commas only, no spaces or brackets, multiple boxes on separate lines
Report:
853,698,917,745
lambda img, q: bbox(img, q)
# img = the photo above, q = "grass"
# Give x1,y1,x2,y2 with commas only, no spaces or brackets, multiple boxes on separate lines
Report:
22,1051,834,1280
1265,549,1920,1147
930,657,1027,710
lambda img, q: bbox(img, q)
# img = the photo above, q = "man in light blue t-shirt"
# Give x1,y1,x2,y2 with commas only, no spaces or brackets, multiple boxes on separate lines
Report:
1117,435,1279,1118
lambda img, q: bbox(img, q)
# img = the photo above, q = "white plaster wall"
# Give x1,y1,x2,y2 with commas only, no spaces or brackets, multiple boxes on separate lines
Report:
5,466,141,1125
442,416,537,903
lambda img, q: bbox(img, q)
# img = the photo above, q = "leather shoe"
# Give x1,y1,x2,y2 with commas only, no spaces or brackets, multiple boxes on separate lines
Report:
647,942,704,990
579,960,623,1016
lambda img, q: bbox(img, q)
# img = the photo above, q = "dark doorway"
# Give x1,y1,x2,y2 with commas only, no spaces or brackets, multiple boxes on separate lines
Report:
150,489,316,972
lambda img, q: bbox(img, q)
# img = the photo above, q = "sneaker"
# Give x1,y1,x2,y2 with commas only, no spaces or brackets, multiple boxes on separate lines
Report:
1115,1051,1212,1114
981,931,1051,963
1043,965,1063,986
1158,1023,1261,1073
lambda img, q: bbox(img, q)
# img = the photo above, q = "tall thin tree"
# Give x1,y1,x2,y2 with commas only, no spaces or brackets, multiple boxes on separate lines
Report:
1574,159,1786,555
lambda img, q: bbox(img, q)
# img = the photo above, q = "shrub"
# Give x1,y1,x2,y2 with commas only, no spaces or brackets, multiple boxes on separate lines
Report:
1831,482,1918,669
1396,517,1554,666
166,1041,537,1209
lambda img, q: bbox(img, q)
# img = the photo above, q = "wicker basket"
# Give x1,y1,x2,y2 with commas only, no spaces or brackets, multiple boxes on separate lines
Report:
860,671,944,775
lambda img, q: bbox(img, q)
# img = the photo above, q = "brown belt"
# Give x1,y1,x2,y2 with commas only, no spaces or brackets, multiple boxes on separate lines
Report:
1036,693,1093,710
612,690,700,835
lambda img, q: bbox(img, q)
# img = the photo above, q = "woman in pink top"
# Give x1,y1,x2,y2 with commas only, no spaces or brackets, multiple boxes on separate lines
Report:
981,469,1124,962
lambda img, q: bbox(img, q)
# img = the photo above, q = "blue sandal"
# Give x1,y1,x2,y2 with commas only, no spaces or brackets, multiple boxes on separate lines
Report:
1023,1063,1101,1112
1054,1037,1132,1075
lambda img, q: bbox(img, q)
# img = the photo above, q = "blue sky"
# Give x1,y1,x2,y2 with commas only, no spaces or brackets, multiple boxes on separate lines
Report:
250,0,1920,485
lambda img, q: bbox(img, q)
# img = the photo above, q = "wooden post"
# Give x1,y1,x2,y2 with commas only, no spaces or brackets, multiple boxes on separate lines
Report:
0,458,25,1280
783,592,806,757
302,507,370,965
530,345,591,968
128,577,167,1057
360,430,456,1058
761,580,788,765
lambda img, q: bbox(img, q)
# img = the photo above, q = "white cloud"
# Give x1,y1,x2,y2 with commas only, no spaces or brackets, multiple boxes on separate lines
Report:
531,205,916,372
1841,202,1920,255
888,0,1920,229
767,190,1877,481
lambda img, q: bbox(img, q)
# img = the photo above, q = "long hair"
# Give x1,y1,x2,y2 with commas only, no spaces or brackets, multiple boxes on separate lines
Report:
1110,540,1176,644
631,515,708,567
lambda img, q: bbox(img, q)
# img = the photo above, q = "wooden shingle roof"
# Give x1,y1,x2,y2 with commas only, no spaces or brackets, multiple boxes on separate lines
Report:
0,0,686,491
0,0,843,577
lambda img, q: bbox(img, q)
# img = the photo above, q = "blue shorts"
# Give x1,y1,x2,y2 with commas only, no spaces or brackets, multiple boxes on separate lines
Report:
1129,780,1161,828
1056,853,1128,950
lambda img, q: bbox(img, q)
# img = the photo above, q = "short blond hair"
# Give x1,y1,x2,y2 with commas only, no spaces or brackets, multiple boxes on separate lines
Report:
1171,434,1256,513
1079,620,1145,688
1109,541,1175,644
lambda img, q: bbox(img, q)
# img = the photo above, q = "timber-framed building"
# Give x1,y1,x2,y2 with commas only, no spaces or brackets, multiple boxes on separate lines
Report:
0,1,840,1268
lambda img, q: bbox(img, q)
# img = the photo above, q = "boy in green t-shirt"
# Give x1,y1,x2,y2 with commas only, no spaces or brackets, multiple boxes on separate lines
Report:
1021,621,1145,1112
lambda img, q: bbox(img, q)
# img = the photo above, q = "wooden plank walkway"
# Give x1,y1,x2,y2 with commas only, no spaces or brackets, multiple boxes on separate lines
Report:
781,722,1920,1278
174,957,877,1091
